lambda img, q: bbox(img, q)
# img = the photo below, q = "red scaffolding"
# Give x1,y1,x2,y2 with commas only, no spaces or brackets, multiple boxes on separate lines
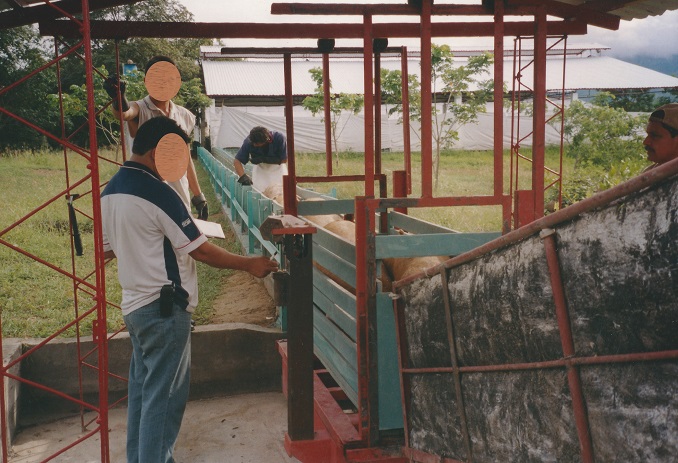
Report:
0,1,653,462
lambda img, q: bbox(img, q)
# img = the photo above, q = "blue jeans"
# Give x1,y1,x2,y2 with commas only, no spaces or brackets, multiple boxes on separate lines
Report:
123,300,192,463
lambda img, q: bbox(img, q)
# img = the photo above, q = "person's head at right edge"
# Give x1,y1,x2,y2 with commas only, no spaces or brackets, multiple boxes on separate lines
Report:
644,103,678,165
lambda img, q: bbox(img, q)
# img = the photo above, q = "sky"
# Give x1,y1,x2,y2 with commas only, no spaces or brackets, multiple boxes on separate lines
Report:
176,0,678,59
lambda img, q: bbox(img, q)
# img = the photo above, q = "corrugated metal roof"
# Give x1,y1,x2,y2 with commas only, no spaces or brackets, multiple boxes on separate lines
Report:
547,55,678,90
202,54,678,104
555,0,678,21
200,43,615,60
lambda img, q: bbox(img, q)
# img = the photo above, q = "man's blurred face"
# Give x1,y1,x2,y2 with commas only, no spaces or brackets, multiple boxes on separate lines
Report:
643,121,678,165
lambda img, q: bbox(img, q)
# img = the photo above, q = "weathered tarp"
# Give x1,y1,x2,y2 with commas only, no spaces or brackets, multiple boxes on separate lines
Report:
209,104,564,153
396,173,678,462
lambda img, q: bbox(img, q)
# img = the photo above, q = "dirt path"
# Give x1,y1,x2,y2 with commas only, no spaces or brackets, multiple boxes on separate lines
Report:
210,271,277,327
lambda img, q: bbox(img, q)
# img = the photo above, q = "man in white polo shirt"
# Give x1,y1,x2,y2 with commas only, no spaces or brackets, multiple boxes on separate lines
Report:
102,116,277,463
105,55,209,220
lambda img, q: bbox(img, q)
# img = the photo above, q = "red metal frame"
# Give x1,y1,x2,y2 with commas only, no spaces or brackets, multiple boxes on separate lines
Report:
323,52,333,175
400,46,412,194
391,160,678,463
542,229,595,462
510,33,568,228
0,1,630,462
40,19,589,40
419,0,433,199
0,1,124,462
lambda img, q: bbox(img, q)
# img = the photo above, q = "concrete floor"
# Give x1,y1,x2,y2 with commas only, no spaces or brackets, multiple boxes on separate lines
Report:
9,392,300,463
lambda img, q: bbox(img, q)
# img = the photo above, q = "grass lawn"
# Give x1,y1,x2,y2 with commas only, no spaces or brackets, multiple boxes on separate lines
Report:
0,149,241,338
0,146,572,338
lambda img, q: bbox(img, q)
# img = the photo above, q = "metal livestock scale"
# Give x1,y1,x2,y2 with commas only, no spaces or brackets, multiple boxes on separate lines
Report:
199,147,678,462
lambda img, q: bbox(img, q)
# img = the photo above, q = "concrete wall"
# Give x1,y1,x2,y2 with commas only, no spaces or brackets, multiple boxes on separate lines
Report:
397,175,678,462
6,324,285,433
1,340,22,451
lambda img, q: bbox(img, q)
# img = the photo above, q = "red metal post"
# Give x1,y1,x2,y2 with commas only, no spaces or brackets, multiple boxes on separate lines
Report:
532,6,547,220
494,0,509,233
284,53,296,179
374,49,389,233
393,170,408,214
284,53,298,216
80,0,110,460
509,37,519,228
374,50,382,176
493,0,505,199
354,197,370,442
363,15,375,197
419,0,433,198
365,199,379,446
113,40,128,161
557,38,568,210
541,230,595,462
400,47,412,194
439,267,473,461
323,52,333,175
56,35,90,431
0,318,6,460
282,232,315,441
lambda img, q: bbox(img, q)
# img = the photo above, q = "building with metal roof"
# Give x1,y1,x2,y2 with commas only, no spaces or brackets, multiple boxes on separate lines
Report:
201,45,678,151
202,48,678,107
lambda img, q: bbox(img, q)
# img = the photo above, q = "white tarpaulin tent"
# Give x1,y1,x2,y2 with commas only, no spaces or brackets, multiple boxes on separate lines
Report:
211,104,563,153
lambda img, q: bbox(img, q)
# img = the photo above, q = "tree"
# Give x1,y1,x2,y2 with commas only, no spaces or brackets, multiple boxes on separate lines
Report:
48,67,210,152
562,93,646,170
302,67,364,166
47,1,207,97
0,26,58,151
542,92,649,209
91,0,208,81
47,0,211,149
594,89,657,112
381,46,494,189
430,45,494,188
380,67,421,127
1,0,212,151
655,87,678,107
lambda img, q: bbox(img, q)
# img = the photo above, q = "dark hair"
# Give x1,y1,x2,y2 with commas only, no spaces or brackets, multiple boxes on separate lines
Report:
132,116,190,155
248,126,271,144
145,55,176,74
663,123,678,138
650,109,678,137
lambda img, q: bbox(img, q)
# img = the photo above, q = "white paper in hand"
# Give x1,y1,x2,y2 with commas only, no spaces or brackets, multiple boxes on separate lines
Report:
194,219,225,239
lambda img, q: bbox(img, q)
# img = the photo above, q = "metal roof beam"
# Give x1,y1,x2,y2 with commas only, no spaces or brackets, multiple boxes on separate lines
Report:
508,0,620,29
39,19,587,39
0,0,140,29
217,46,404,55
272,1,620,30
270,3,493,16
270,2,557,16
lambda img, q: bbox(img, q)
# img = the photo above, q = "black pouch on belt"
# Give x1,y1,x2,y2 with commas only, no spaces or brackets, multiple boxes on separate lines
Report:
160,284,175,317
